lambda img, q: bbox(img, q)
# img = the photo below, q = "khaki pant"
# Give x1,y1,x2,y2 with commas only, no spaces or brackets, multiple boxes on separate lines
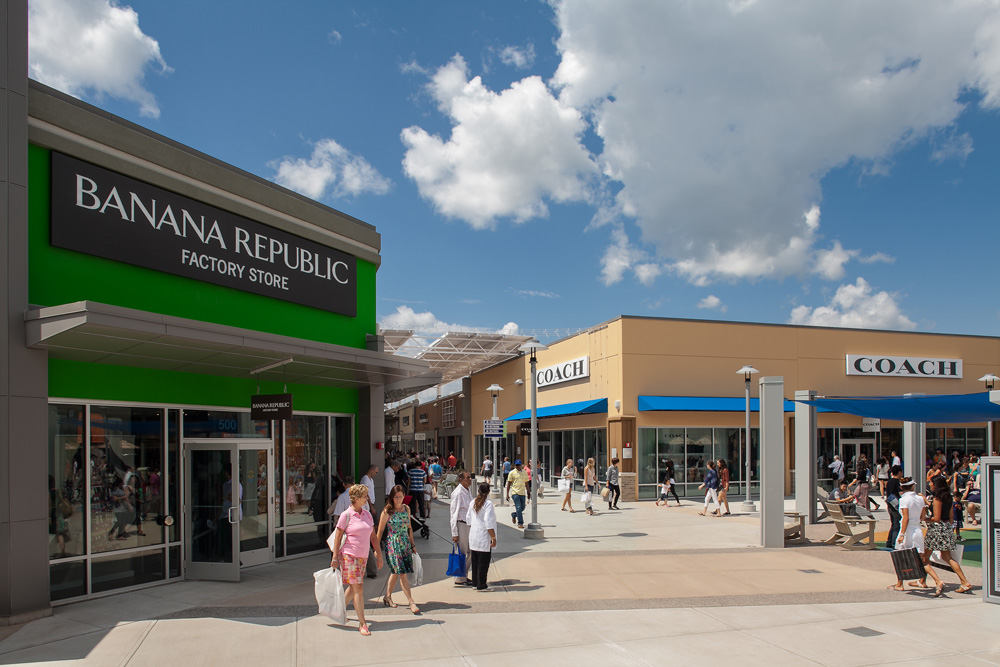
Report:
454,521,471,582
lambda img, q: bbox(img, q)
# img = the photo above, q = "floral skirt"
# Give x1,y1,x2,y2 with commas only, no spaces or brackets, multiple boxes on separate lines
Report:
924,521,956,553
340,553,367,584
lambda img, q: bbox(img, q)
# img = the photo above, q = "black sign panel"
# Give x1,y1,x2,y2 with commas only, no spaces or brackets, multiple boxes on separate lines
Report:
51,152,356,316
251,394,293,420
519,423,532,436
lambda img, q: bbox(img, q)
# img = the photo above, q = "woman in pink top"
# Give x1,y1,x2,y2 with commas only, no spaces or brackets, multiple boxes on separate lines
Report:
331,484,382,635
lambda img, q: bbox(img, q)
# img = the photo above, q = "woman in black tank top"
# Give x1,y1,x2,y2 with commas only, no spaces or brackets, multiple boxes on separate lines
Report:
922,476,972,596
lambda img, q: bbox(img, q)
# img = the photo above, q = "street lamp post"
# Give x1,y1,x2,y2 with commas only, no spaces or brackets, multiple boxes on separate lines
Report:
737,365,759,511
520,340,548,540
487,384,503,499
980,374,998,454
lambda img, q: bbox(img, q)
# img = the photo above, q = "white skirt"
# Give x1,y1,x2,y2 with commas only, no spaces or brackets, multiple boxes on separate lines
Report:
900,527,924,554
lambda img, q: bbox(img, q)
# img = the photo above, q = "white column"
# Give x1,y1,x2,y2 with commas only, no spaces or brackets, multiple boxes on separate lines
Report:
760,376,785,548
903,420,926,496
794,390,818,523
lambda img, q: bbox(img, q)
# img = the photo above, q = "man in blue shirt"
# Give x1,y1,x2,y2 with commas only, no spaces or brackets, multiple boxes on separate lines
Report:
407,461,428,519
698,460,721,517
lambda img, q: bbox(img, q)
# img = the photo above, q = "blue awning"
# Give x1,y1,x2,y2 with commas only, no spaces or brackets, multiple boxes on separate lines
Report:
505,398,607,421
638,395,805,413
795,392,1000,423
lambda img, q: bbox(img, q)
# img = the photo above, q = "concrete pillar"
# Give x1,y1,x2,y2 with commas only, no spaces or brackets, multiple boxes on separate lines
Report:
1,0,53,624
903,420,925,496
794,390,818,523
760,376,785,548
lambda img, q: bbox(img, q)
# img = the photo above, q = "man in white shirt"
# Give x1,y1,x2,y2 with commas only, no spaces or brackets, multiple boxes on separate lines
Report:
449,471,473,585
828,455,845,484
360,464,378,512
480,456,493,484
328,476,354,520
385,461,400,497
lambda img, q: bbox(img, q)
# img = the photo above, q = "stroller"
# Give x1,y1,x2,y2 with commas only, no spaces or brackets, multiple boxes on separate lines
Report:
402,495,431,539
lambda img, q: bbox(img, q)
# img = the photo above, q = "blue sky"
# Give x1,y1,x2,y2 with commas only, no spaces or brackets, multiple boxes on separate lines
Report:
27,0,1000,342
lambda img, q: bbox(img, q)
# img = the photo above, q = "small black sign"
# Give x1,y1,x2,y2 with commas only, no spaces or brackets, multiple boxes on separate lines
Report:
251,394,293,420
519,423,532,436
51,152,357,316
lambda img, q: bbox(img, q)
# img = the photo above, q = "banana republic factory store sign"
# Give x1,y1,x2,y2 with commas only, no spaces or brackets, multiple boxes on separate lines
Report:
51,152,357,316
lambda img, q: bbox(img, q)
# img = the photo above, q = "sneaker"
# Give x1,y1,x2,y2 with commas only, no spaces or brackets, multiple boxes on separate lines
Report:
476,587,495,592
511,515,517,525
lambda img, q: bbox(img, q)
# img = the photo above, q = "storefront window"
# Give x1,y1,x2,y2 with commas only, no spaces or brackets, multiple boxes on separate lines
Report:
48,405,86,560
283,416,328,528
89,406,165,556
638,428,658,487
659,428,685,484
685,428,713,484
715,428,742,480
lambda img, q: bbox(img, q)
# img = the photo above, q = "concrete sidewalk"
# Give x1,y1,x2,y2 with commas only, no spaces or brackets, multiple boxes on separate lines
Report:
0,494,994,665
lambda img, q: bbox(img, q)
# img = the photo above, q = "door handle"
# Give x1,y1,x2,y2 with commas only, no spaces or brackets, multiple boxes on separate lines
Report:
228,506,239,524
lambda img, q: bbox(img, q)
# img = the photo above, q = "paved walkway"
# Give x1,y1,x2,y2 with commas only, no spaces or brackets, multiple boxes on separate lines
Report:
0,493,995,665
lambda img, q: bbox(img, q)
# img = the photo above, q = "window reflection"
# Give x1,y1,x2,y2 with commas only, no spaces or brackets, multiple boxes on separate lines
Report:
89,406,164,555
48,405,86,560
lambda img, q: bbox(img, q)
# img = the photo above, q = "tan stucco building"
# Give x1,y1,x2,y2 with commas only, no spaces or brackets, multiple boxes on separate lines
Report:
469,316,999,500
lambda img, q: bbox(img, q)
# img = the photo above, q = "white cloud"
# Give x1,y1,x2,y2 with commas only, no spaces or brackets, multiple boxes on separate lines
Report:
380,305,518,337
859,252,895,265
500,44,536,69
328,29,343,44
930,130,974,164
514,289,560,299
788,278,916,330
28,0,170,117
545,0,1000,284
697,295,727,312
272,138,391,200
401,54,599,229
599,224,660,286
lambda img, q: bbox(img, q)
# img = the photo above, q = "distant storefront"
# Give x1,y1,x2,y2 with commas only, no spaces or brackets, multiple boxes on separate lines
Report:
470,317,998,499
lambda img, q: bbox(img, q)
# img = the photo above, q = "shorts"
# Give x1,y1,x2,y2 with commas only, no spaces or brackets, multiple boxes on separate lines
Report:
659,493,668,501
340,553,368,584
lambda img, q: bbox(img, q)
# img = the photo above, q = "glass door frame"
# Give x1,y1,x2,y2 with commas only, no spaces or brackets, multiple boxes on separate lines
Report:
183,438,274,581
840,437,876,481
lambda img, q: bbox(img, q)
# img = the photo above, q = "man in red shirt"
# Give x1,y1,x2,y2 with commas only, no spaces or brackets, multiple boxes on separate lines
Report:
447,451,457,470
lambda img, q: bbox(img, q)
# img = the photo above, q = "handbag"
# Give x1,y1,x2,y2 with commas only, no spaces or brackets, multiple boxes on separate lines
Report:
931,544,964,567
446,544,467,577
558,478,570,493
410,552,424,587
314,567,347,624
580,490,592,504
59,496,73,518
601,486,611,500
890,547,924,581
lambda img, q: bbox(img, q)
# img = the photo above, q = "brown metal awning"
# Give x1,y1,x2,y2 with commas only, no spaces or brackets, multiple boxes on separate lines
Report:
25,301,440,396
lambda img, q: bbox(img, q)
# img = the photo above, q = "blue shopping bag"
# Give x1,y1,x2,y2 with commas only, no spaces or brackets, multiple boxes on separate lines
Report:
446,544,467,577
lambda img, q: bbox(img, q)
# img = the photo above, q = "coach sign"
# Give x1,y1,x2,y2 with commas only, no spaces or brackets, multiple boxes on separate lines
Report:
846,354,963,379
537,355,590,388
50,152,357,316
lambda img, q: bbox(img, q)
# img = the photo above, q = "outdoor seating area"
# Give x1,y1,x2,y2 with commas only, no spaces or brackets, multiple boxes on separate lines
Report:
822,501,877,550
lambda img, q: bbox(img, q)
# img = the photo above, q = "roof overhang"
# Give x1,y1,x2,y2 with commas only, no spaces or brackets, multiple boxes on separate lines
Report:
380,329,534,383
26,302,439,396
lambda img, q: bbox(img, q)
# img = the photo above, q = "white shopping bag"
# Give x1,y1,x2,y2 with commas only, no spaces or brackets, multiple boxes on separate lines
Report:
558,478,570,493
409,552,424,587
930,544,963,567
580,490,592,504
314,567,347,624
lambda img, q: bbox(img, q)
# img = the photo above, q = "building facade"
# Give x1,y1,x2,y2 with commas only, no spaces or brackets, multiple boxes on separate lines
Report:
469,316,999,500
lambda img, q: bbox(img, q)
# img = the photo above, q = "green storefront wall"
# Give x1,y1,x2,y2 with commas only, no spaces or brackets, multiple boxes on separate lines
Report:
28,144,373,418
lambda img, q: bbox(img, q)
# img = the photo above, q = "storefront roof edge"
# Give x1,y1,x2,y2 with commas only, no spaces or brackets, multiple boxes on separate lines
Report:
26,301,439,392
637,395,811,413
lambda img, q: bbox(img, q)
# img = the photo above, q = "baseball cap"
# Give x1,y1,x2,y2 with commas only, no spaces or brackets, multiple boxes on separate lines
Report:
514,459,522,465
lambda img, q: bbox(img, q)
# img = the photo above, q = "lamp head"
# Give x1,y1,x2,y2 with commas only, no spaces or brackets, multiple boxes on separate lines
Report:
737,365,759,381
979,373,999,390
518,339,549,361
514,379,524,385
486,383,503,397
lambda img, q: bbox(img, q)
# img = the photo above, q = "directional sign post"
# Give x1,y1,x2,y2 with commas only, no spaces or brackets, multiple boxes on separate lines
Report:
483,419,504,438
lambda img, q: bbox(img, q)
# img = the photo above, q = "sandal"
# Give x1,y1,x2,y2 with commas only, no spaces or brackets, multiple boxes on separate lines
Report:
359,624,371,636
886,584,905,591
409,602,421,615
908,581,930,589
382,595,398,608
933,583,944,598
956,584,974,594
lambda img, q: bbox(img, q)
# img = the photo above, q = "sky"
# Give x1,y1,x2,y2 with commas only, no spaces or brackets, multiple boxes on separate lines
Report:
26,0,1000,347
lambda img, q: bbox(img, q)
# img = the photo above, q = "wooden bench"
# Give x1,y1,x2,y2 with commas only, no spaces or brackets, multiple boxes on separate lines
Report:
816,486,831,522
784,511,807,544
822,502,877,550
438,474,458,499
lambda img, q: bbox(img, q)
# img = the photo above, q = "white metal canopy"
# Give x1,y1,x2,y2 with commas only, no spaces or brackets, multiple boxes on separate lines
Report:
380,329,534,384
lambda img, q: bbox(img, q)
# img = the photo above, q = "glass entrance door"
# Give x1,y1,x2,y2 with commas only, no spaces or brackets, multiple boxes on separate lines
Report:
841,438,876,481
238,446,273,567
184,440,274,580
184,443,239,581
